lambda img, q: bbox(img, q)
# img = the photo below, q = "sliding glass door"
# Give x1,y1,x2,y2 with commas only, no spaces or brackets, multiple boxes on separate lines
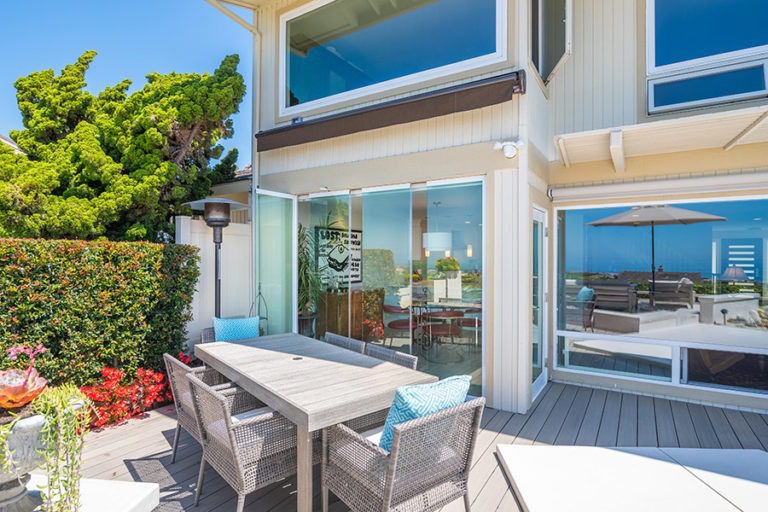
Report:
298,193,351,339
414,180,484,396
292,179,485,394
532,208,547,397
352,186,413,350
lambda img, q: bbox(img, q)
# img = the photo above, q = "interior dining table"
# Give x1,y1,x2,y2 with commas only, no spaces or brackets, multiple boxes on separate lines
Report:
195,333,437,512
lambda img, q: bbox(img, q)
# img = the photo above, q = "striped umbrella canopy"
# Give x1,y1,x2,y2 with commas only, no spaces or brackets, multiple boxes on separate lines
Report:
589,205,726,304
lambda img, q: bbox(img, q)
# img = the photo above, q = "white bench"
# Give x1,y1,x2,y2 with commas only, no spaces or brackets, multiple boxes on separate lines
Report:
497,445,768,512
28,475,159,512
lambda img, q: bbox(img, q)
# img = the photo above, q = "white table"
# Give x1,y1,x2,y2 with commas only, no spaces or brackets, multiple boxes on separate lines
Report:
497,445,768,512
196,333,437,512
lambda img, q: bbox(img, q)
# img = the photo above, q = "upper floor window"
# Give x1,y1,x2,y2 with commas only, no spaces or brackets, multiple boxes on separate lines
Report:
281,0,506,116
647,0,768,113
531,0,571,83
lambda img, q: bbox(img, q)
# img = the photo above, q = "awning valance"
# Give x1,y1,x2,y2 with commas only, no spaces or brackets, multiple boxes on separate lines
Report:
255,71,526,152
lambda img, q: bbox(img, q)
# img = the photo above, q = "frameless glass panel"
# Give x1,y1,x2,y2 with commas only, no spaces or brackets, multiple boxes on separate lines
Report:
286,0,497,107
654,0,768,67
653,65,766,109
256,193,294,335
413,181,483,396
350,189,413,351
532,218,544,383
684,348,768,394
297,194,351,339
558,335,673,381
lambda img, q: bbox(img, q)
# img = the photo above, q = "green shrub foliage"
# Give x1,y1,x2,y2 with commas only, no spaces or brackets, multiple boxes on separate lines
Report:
0,239,199,385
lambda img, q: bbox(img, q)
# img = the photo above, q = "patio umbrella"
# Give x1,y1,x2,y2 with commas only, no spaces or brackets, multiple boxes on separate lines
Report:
589,205,726,305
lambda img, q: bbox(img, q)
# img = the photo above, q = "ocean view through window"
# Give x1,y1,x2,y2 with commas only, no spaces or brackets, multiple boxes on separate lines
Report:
556,198,768,395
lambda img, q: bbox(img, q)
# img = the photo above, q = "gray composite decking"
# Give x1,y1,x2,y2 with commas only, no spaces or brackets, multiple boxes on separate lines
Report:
80,383,768,511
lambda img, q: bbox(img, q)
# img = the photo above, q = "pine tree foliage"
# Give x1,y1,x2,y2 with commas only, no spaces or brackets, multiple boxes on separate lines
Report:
0,51,246,240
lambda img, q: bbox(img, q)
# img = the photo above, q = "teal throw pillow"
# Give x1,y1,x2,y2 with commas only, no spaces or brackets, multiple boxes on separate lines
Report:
576,286,595,302
213,317,260,342
379,375,471,452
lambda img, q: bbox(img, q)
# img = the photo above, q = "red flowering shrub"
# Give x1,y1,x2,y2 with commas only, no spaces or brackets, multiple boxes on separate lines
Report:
362,318,384,342
81,366,171,428
177,351,192,366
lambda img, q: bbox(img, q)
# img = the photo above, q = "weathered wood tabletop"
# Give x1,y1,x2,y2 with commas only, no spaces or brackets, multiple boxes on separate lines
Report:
195,333,437,512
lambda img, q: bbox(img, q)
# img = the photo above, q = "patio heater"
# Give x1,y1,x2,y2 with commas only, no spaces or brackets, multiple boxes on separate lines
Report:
183,198,248,318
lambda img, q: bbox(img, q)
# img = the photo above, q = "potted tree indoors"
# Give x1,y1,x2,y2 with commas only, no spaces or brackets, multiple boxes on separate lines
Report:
297,224,322,337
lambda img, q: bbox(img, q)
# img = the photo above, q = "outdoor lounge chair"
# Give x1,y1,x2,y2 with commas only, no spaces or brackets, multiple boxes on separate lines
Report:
322,397,485,512
163,353,235,463
365,343,418,370
325,332,366,353
651,279,695,308
186,373,320,512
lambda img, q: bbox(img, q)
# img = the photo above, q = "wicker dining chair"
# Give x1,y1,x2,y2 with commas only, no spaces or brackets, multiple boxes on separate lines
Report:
346,346,419,433
365,344,418,370
322,397,486,512
201,327,215,344
186,373,321,512
324,332,366,353
163,353,237,463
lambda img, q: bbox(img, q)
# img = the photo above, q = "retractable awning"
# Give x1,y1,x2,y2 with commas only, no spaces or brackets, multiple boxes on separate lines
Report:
554,105,768,172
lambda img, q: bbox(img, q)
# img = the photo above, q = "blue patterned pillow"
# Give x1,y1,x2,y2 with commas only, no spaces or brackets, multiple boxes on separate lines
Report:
379,375,471,452
213,317,260,342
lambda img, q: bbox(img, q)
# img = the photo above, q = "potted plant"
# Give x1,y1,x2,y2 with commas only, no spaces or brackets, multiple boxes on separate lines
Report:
297,224,322,337
0,345,89,512
435,256,461,275
435,256,462,302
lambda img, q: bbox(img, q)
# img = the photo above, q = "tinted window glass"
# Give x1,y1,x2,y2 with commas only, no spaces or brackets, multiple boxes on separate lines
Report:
653,66,766,108
286,0,497,107
654,0,768,67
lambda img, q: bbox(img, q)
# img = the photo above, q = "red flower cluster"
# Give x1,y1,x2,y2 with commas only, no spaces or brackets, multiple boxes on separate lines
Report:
81,366,172,428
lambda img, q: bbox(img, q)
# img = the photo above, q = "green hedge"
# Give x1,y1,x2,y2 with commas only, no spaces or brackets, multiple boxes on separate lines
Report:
0,239,199,385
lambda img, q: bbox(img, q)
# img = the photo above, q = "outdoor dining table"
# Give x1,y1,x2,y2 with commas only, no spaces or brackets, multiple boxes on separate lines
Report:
195,333,438,512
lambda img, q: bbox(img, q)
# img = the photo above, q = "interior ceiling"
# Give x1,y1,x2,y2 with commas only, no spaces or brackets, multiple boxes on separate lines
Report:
289,0,435,55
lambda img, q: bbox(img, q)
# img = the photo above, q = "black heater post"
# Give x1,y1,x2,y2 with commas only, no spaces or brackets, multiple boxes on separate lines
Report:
184,198,248,319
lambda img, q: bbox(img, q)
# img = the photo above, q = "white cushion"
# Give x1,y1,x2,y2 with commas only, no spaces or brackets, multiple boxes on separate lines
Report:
207,406,274,445
232,406,273,424
361,425,385,446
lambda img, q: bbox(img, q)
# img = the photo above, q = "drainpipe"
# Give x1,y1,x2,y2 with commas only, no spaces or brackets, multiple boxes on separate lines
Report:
251,8,262,322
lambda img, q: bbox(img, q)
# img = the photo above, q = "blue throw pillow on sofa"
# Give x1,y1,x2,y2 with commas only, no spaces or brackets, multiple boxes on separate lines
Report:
379,375,471,452
213,317,260,341
576,286,595,302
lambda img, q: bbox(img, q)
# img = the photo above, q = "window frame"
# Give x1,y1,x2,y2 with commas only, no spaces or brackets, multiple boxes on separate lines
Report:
278,0,508,118
647,59,768,114
531,0,573,84
646,0,768,76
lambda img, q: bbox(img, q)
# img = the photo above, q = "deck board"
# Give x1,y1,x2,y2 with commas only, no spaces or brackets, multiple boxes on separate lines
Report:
636,395,658,446
81,383,767,511
616,393,638,446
